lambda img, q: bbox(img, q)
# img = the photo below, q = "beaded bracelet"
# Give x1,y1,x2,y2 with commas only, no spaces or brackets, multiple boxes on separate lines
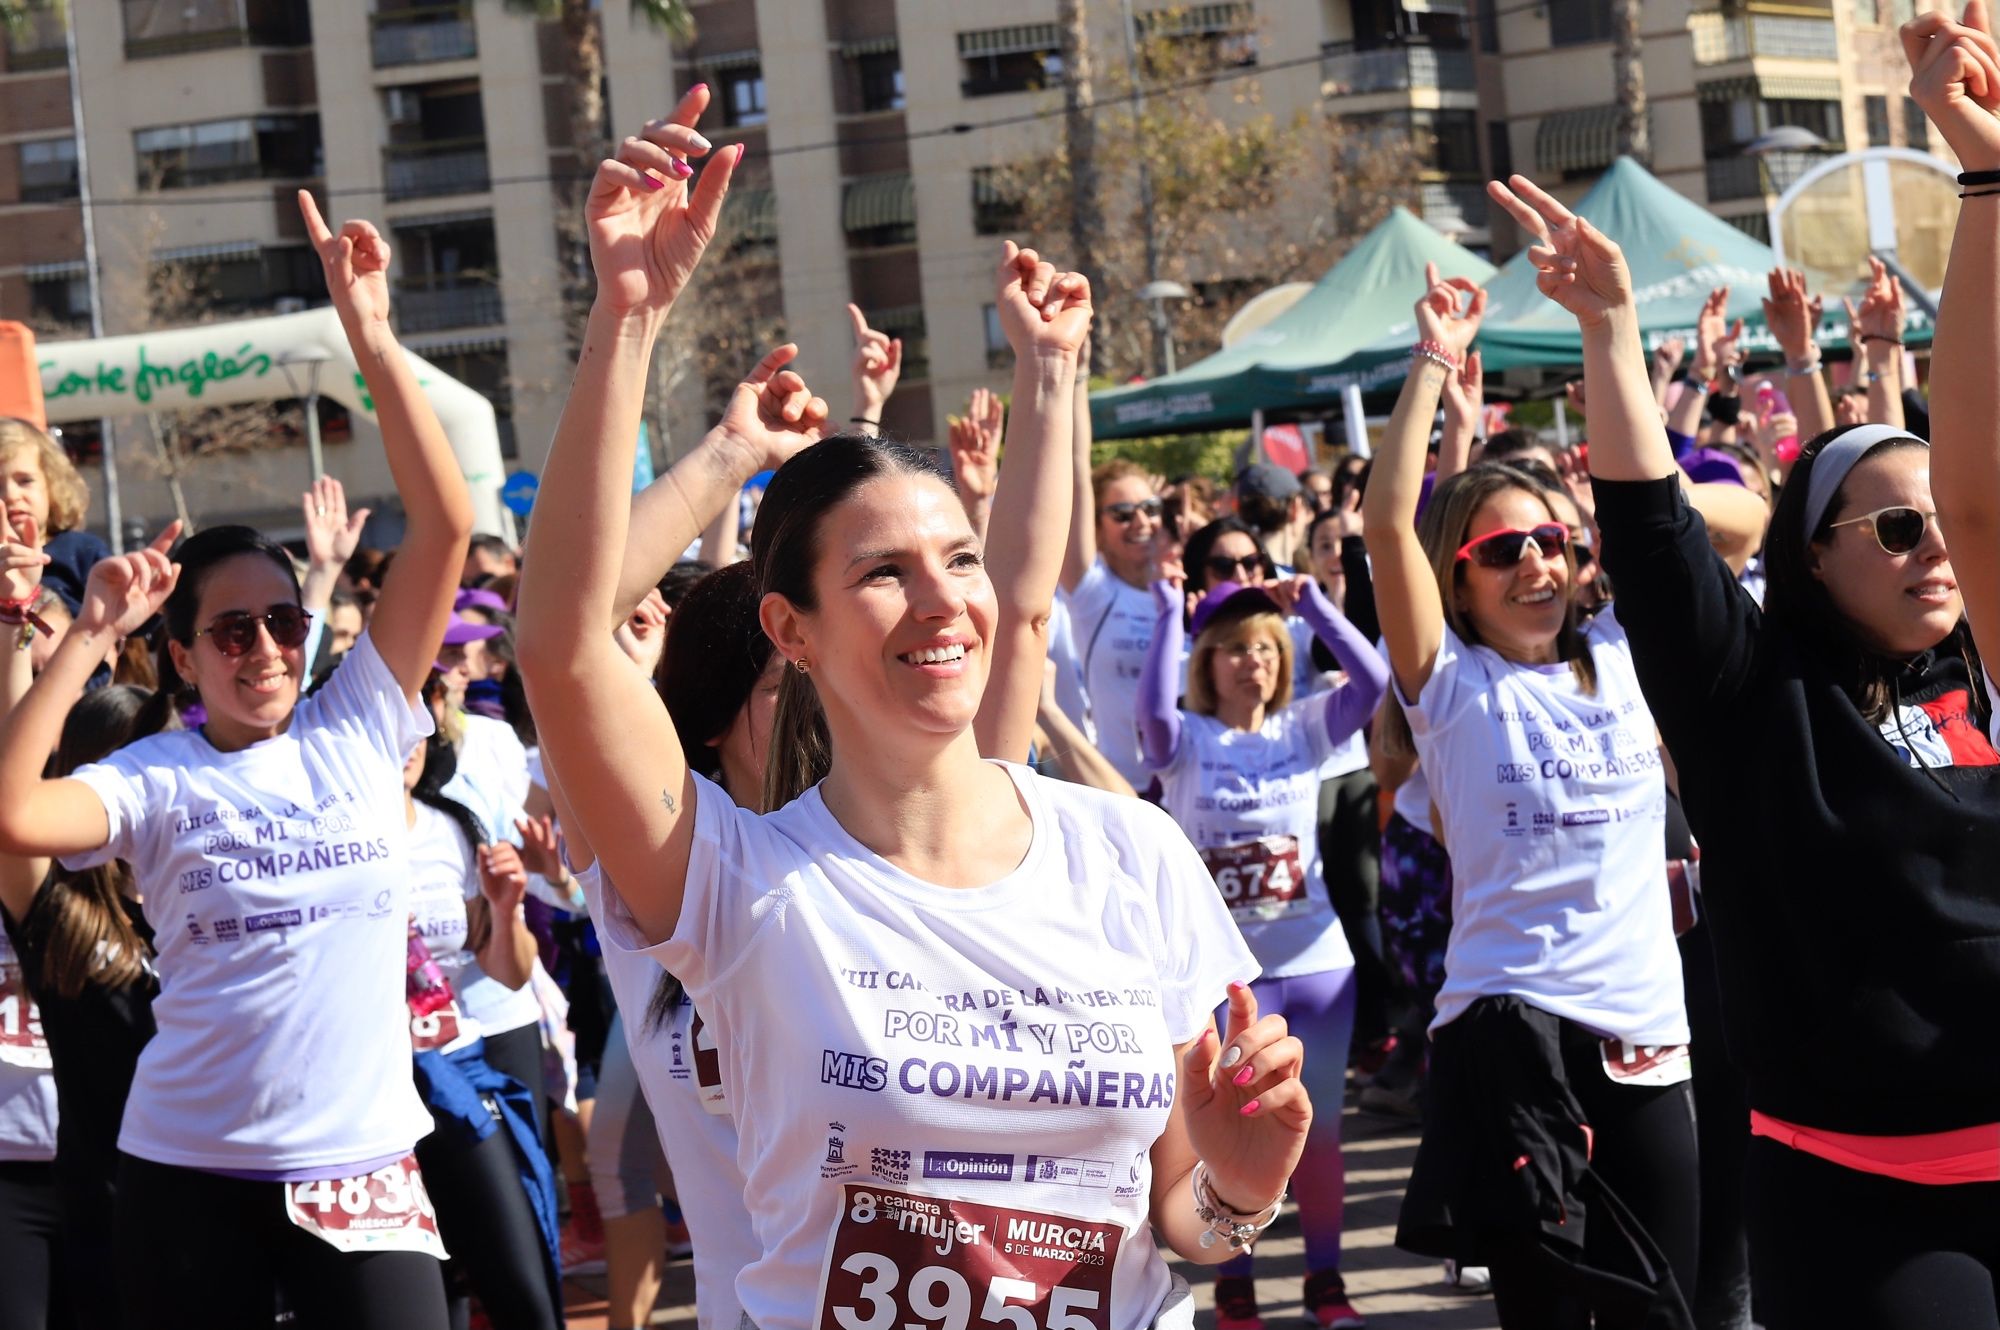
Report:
1410,340,1460,373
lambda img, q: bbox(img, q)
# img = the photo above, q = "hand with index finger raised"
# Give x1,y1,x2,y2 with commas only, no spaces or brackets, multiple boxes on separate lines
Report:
0,508,50,605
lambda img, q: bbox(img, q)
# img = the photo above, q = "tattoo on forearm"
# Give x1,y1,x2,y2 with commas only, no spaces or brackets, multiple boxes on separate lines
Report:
661,789,678,814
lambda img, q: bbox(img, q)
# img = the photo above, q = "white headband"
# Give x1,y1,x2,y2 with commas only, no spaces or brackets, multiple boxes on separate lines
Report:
1801,424,1926,548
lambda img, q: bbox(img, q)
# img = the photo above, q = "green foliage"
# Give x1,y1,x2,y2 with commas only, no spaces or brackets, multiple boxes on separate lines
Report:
1090,429,1243,484
499,0,693,38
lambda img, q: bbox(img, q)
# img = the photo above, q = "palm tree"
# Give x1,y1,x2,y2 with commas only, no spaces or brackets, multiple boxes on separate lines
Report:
1057,0,1102,301
1612,0,1649,165
504,0,695,173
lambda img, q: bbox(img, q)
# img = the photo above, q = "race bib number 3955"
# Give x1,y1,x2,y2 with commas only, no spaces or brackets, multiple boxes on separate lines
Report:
817,1185,1121,1330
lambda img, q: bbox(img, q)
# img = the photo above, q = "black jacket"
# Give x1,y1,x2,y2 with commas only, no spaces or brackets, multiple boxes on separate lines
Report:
1596,475,2000,1134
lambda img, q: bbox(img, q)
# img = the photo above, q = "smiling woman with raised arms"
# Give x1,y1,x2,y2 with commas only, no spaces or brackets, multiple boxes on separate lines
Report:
1363,264,1695,1327
516,87,1310,1330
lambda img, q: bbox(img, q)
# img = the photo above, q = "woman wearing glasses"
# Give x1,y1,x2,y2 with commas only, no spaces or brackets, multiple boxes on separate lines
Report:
0,191,470,1329
1136,570,1386,1329
1064,459,1169,786
1362,265,1695,1327
1488,20,2000,1312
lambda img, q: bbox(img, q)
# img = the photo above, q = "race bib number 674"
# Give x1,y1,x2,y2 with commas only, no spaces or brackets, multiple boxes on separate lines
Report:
817,1185,1121,1330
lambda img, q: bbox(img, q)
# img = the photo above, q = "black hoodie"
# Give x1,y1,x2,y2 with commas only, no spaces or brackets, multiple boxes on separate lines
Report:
1596,475,2000,1135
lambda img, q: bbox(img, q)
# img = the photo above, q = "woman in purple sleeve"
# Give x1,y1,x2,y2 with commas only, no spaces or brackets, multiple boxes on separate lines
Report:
1138,570,1388,1330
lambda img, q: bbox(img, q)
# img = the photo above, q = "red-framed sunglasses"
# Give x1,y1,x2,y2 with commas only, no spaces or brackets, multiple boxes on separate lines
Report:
1455,523,1569,569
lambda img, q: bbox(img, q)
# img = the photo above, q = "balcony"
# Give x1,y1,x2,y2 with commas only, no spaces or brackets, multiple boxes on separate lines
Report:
395,276,501,332
1321,41,1474,98
383,138,490,201
1705,149,1832,202
1419,179,1488,233
372,6,477,68
3,6,68,70
1689,11,1838,63
122,0,310,59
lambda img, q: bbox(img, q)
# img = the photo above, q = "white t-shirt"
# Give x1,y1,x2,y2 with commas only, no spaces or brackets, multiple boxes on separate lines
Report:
595,763,1254,1330
1046,594,1093,741
582,862,751,1330
1068,560,1158,785
1391,759,1435,836
64,632,436,1173
1150,698,1356,979
445,712,530,845
1401,611,1688,1045
0,925,57,1162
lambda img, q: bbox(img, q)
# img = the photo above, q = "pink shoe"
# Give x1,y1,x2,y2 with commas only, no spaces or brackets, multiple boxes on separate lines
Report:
1213,1276,1265,1330
1305,1270,1365,1329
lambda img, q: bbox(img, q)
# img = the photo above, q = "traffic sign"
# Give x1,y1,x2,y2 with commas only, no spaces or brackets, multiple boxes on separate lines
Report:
501,470,539,517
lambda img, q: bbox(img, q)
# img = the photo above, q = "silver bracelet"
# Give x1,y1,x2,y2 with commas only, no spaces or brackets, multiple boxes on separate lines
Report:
1785,357,1822,376
1190,1162,1283,1251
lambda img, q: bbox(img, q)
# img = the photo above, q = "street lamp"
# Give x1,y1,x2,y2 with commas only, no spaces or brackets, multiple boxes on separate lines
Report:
1138,279,1191,377
275,354,330,484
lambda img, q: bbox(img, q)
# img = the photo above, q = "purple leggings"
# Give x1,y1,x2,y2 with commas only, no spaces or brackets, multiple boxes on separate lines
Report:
1214,965,1358,1278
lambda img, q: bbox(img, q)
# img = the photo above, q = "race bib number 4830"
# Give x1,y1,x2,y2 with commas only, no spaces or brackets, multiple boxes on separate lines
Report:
284,1155,448,1260
817,1185,1121,1330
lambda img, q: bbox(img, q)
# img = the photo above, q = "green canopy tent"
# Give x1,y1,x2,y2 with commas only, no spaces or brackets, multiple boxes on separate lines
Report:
1466,156,1930,371
1090,207,1495,440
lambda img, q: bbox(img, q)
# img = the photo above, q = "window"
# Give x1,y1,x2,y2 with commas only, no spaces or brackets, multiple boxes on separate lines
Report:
28,274,89,328
134,114,320,189
1475,0,1499,52
1415,109,1480,177
1904,96,1929,148
122,0,311,58
721,68,766,127
858,52,905,112
959,25,1062,97
19,138,78,203
1764,98,1843,147
971,167,1024,236
1487,119,1513,180
181,245,321,313
984,304,1009,369
1864,94,1890,146
1547,0,1614,46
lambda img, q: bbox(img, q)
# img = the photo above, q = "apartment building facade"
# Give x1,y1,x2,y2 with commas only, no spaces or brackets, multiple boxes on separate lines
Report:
0,0,1953,536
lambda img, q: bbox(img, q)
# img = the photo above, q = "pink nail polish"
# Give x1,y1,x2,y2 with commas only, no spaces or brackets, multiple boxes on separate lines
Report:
735,142,749,163
1233,1066,1255,1087
642,173,663,191
691,82,708,95
1239,1100,1260,1116
670,157,694,179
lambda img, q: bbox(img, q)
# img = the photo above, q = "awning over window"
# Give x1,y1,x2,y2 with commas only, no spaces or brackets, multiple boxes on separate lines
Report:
391,207,494,230
22,260,87,280
693,48,761,71
843,173,915,233
1137,2,1254,37
865,304,925,335
406,332,507,357
1699,76,1757,103
155,239,261,264
1757,74,1841,101
840,34,899,57
956,23,1061,58
728,187,777,243
1535,104,1621,175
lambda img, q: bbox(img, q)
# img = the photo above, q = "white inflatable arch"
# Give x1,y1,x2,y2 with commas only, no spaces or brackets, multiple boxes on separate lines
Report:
35,306,511,536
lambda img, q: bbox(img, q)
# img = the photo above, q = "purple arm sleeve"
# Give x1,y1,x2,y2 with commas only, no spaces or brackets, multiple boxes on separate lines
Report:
1137,581,1185,770
1295,579,1391,748
1666,427,1697,463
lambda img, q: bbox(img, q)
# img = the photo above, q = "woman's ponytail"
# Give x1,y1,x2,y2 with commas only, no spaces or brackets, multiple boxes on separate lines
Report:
761,664,831,812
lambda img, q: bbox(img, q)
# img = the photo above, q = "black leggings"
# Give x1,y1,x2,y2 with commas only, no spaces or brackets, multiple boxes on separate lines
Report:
1488,1020,1702,1330
1679,920,1752,1330
417,1106,561,1330
1747,1136,2000,1329
114,1152,449,1330
1316,768,1395,1046
0,1159,65,1330
480,1023,549,1148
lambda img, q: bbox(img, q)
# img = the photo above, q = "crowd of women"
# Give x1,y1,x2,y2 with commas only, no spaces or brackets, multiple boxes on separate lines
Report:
5,9,2000,1329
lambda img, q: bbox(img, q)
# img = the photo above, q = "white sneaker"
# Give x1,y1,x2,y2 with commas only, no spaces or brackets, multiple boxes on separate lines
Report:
1442,1261,1491,1294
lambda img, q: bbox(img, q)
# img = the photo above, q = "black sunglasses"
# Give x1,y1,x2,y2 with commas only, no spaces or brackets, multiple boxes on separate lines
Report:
1826,505,1938,556
1102,499,1164,525
194,604,313,657
1205,553,1262,580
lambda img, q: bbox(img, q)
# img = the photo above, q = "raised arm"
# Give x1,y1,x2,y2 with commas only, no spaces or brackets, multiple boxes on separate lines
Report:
1847,256,1908,430
1907,1,2000,664
1062,342,1097,593
1136,573,1187,770
298,192,471,699
1489,176,1669,483
515,92,750,945
470,840,536,991
1649,335,1686,412
1361,263,1484,702
1668,289,1732,452
1032,662,1136,796
1278,575,1388,746
946,389,1003,543
298,476,369,665
1436,348,1482,483
0,515,53,918
847,302,902,438
0,528,177,860
1763,267,1834,443
974,244,1092,765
